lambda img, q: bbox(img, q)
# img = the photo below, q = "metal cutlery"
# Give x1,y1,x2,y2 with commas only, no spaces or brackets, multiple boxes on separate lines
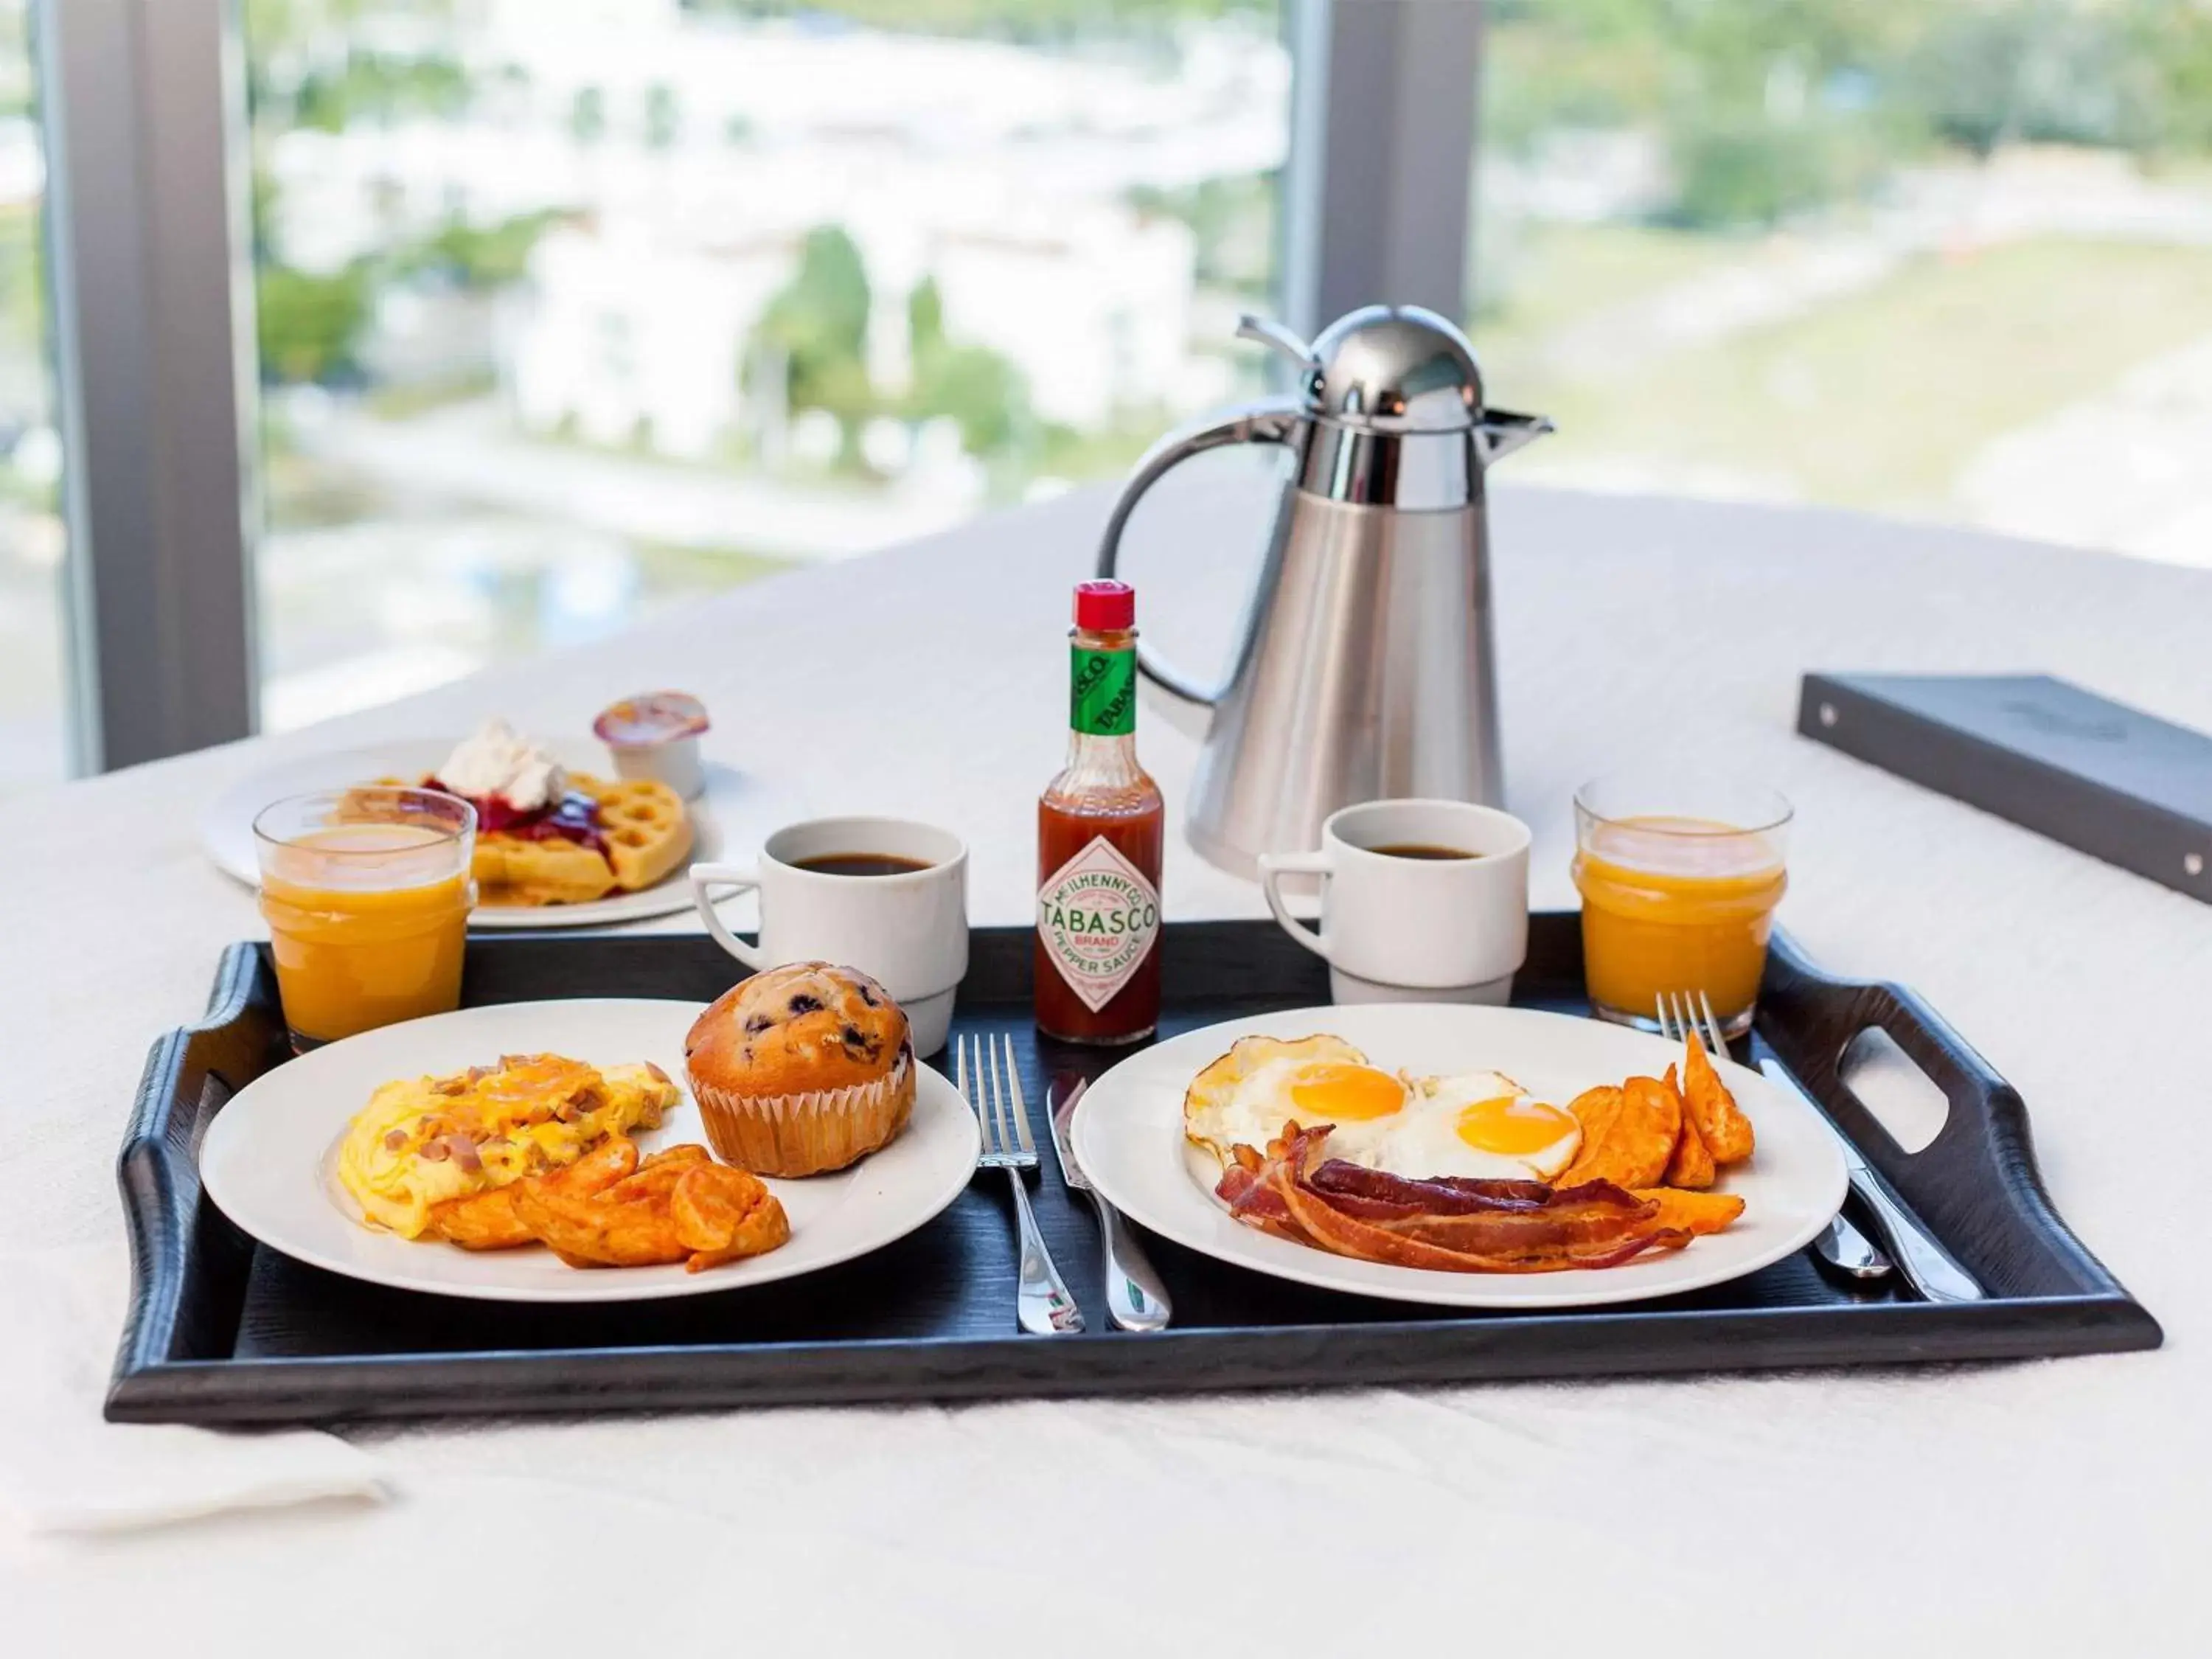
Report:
1756,1054,1981,1303
959,1033,1083,1335
1805,1194,1893,1283
1048,1075,1172,1332
1809,1197,1893,1281
1656,992,1893,1284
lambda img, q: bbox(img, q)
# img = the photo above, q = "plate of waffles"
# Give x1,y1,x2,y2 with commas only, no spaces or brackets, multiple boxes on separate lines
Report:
202,731,803,928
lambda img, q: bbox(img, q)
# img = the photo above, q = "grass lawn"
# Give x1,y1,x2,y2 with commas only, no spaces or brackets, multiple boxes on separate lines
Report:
1486,232,2212,515
630,538,799,598
1474,220,1749,359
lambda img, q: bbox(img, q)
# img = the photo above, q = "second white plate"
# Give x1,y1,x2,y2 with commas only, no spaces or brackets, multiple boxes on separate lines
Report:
201,739,801,928
198,998,979,1303
1071,1002,1846,1310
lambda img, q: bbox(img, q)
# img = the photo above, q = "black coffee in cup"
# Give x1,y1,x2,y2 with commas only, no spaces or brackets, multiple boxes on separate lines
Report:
791,852,935,877
1369,843,1481,861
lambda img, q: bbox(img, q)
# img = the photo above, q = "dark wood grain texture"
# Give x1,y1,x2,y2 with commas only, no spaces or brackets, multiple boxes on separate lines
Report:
107,917,2160,1425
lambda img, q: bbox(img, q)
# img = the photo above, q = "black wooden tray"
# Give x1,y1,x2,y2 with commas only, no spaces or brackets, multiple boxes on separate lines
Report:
108,916,2158,1424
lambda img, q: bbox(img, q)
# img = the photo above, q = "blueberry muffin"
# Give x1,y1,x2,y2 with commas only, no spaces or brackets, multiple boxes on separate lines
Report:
684,962,914,1175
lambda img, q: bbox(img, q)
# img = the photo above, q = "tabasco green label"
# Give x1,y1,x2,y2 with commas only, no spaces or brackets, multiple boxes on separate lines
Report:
1037,835,1161,1012
1071,646,1136,737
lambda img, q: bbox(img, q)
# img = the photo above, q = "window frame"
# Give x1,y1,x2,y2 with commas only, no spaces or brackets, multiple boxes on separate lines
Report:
38,0,261,772
1284,0,1483,337
35,0,1480,772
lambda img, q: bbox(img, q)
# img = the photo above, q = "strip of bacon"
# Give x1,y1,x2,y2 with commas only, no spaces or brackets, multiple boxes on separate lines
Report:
1217,1150,1303,1240
1308,1161,1554,1212
1220,1126,1693,1274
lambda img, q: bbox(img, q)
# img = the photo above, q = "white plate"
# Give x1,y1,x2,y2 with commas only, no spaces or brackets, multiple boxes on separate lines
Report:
201,739,801,928
1071,1003,1846,1310
198,998,979,1303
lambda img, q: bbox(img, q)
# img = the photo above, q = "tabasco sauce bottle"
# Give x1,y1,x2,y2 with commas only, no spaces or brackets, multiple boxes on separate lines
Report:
1035,580,1164,1044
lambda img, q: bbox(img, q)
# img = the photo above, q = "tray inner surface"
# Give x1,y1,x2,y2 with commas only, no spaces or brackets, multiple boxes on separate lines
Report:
113,917,2156,1420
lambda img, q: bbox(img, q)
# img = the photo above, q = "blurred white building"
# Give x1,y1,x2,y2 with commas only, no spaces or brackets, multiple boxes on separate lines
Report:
260,3,1284,462
507,193,1197,454
512,224,787,459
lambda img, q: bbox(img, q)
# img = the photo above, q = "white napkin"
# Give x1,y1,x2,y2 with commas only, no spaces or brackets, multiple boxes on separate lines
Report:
0,1242,387,1534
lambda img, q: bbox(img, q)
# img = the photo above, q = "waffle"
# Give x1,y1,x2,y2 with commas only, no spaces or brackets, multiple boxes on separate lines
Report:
484,773,692,905
378,772,693,906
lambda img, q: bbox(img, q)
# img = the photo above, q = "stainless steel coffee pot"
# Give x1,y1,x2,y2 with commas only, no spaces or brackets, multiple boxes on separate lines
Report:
1096,305,1552,877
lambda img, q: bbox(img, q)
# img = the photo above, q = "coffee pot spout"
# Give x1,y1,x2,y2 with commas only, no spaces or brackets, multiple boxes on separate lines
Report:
1234,313,1315,369
1477,409,1555,465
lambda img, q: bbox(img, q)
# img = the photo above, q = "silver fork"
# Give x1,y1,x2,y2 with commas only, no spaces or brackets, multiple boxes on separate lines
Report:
959,1033,1083,1335
1656,990,1893,1283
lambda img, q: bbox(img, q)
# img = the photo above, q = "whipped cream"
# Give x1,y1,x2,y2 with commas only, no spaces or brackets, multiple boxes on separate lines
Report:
439,719,567,812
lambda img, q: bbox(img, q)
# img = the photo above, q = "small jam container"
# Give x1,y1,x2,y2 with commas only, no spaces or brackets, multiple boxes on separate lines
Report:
594,692,711,799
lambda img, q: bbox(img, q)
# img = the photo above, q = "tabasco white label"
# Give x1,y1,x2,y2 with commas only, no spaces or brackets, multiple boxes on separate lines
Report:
1037,835,1161,1012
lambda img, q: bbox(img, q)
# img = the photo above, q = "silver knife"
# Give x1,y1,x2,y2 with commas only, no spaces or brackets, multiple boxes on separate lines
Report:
1813,1205,1892,1281
1759,1057,1982,1302
1049,1075,1172,1332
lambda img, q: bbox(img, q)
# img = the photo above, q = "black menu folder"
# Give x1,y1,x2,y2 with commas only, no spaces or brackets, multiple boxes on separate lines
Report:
1798,673,2212,905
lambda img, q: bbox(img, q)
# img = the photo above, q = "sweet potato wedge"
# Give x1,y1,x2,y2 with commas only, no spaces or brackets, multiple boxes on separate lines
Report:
427,1186,534,1251
1631,1188,1745,1237
1559,1075,1679,1189
673,1165,791,1272
1681,1032,1755,1164
510,1184,690,1267
428,1134,639,1249
1661,1063,1716,1189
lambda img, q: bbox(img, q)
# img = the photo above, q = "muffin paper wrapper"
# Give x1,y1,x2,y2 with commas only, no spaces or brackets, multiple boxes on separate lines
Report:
689,1051,914,1176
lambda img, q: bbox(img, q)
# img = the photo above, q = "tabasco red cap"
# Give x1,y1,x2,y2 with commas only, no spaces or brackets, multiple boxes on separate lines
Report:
1074,579,1135,630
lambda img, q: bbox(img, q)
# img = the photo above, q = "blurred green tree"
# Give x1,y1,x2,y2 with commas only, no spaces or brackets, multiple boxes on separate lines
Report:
908,274,946,355
257,262,372,384
904,274,1032,458
397,212,562,291
752,226,877,459
644,83,682,150
293,52,470,131
569,86,607,146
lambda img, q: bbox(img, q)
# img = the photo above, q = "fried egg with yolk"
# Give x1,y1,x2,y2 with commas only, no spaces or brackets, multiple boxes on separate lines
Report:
1183,1034,1411,1165
1185,1042,1582,1183
1365,1069,1582,1182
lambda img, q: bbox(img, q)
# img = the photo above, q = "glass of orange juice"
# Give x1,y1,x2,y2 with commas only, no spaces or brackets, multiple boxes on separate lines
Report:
1571,770,1792,1040
255,788,476,1048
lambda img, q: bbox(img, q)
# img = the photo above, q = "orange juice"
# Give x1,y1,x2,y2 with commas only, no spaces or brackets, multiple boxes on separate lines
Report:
258,818,473,1043
1573,815,1787,1029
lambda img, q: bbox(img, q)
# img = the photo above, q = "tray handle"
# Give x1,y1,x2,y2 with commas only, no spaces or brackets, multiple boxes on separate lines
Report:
109,944,285,1412
1843,975,2009,1149
1757,928,2144,1310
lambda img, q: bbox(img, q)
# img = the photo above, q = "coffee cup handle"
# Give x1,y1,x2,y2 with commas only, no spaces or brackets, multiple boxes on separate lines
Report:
1256,849,1332,961
689,860,765,969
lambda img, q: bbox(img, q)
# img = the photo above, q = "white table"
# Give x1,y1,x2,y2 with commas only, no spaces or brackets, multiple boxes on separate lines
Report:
10,477,2210,1652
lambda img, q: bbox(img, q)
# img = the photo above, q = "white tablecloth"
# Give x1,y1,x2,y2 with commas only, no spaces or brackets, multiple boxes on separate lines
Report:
7,477,2208,1652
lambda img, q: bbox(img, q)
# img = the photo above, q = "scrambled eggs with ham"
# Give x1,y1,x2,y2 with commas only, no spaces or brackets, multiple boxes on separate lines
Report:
336,1053,678,1238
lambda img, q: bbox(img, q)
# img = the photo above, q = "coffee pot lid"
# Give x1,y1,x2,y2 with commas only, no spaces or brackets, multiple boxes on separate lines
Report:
1301,305,1486,435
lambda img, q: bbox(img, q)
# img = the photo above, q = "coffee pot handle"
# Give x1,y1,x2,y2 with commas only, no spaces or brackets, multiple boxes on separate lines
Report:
1095,396,1307,711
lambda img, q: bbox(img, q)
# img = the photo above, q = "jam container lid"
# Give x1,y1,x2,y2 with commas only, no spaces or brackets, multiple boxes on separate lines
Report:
593,691,709,748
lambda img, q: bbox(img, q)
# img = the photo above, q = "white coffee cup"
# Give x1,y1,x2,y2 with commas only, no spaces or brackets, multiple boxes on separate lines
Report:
1257,799,1531,1005
689,817,969,1054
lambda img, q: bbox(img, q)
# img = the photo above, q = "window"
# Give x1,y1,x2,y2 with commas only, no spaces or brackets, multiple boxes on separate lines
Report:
1471,0,2212,568
243,0,1291,730
0,0,66,790
63,1,2202,773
